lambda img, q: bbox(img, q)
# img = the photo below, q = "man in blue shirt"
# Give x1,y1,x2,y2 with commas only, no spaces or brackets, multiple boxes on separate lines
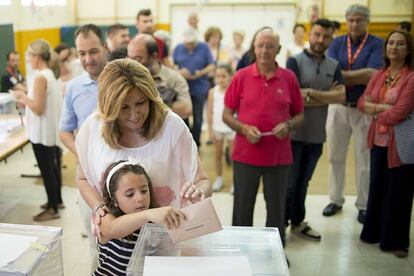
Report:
59,24,108,156
323,4,384,224
59,25,107,272
173,27,215,147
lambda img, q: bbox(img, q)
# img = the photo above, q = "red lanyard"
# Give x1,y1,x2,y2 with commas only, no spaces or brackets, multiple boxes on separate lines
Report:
347,33,368,70
6,66,18,79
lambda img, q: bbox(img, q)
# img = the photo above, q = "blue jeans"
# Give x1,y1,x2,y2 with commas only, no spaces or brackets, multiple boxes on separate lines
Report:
190,92,208,147
285,141,322,226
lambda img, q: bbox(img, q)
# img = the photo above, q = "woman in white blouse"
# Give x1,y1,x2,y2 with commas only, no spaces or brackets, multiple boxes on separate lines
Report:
15,39,63,221
75,58,212,225
286,24,309,59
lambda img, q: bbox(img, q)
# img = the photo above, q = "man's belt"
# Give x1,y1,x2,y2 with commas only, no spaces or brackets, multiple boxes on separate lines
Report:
342,102,357,108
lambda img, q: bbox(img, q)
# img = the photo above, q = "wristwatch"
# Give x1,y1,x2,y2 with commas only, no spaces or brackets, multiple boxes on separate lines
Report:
306,90,311,104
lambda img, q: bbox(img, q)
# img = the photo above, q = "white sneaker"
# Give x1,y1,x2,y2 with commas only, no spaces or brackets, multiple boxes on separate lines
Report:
291,221,321,241
213,178,224,192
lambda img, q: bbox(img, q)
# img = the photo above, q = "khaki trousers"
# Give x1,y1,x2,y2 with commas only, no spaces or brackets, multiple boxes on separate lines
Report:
326,104,370,210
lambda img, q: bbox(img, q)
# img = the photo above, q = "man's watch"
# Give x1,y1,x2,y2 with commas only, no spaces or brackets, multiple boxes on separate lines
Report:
286,120,294,132
306,90,311,104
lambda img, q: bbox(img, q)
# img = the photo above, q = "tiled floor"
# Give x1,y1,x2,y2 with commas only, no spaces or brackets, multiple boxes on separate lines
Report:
1,145,413,276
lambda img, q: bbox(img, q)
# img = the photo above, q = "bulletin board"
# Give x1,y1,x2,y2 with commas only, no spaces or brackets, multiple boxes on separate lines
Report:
170,3,297,66
0,24,15,81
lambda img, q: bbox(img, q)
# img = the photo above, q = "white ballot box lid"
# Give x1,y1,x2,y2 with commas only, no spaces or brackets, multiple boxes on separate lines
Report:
127,223,289,276
0,223,63,276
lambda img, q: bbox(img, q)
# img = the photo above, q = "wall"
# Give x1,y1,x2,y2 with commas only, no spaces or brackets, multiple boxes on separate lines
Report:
1,0,413,73
0,0,75,74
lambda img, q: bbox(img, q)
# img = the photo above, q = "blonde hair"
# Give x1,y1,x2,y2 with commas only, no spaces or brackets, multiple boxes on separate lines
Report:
28,39,60,78
98,58,168,149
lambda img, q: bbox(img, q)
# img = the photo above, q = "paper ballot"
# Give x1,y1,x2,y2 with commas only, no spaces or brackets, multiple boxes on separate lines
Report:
166,198,222,243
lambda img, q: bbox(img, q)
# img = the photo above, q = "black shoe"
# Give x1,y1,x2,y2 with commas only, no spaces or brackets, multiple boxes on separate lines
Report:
357,210,367,224
322,203,342,216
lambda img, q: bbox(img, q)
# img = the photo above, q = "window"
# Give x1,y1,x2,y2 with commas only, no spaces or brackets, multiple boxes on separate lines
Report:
0,0,11,6
21,0,66,6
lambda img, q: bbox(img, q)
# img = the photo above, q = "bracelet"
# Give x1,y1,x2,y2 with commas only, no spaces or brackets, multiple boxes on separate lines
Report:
93,203,105,213
372,104,377,115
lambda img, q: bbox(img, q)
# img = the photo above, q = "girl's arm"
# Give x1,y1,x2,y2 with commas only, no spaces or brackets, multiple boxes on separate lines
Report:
99,206,186,243
14,75,47,115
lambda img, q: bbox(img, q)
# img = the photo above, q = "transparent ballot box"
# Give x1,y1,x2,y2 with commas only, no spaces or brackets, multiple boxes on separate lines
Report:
0,223,63,276
127,224,289,276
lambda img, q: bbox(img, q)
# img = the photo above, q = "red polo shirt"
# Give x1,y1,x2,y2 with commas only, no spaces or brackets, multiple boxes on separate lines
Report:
225,63,304,166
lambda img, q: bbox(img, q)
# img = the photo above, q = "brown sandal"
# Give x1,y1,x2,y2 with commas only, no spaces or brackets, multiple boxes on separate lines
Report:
33,208,60,222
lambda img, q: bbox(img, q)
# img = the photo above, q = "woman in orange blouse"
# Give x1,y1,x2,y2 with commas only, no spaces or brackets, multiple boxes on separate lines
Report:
358,30,414,258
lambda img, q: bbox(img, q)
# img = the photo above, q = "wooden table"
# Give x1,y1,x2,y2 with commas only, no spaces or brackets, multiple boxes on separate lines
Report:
0,114,28,162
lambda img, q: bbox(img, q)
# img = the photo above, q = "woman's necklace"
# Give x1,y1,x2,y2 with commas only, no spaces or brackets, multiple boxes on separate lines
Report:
385,67,404,87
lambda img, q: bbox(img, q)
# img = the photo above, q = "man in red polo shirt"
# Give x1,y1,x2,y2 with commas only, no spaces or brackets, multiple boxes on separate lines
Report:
136,9,172,67
223,28,304,245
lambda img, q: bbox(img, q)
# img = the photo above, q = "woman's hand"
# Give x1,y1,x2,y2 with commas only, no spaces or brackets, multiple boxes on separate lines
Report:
13,90,27,105
180,182,206,205
92,205,109,237
146,206,186,229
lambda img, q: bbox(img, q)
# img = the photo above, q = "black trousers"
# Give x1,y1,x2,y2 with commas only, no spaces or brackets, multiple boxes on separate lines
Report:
286,141,323,226
31,143,62,212
232,161,289,245
360,146,414,251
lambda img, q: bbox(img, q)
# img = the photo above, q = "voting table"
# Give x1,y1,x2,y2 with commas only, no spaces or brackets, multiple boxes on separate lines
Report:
127,224,289,276
0,223,63,276
0,115,28,163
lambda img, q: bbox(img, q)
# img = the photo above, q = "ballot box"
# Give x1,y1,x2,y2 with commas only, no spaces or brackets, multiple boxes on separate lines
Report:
0,223,63,276
0,94,14,114
127,224,289,276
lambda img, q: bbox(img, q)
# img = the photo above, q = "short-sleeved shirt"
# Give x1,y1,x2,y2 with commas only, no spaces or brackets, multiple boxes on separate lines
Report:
1,67,24,92
287,50,343,144
328,33,384,103
94,230,140,276
224,63,304,166
60,72,98,131
75,111,198,208
173,42,214,96
154,64,192,111
155,36,168,59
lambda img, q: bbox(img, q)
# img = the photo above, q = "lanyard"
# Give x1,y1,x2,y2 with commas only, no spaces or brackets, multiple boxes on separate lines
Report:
347,33,368,70
6,66,18,79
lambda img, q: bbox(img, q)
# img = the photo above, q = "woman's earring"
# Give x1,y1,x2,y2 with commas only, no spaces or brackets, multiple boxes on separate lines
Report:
114,202,118,207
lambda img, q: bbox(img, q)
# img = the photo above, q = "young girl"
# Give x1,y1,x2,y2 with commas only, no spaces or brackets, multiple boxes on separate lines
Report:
207,64,235,192
94,160,186,276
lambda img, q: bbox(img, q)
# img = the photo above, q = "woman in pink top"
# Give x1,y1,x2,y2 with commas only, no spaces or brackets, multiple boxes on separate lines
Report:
358,30,414,258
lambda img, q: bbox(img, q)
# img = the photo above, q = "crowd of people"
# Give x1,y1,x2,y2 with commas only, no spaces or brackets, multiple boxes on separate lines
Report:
1,3,414,274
